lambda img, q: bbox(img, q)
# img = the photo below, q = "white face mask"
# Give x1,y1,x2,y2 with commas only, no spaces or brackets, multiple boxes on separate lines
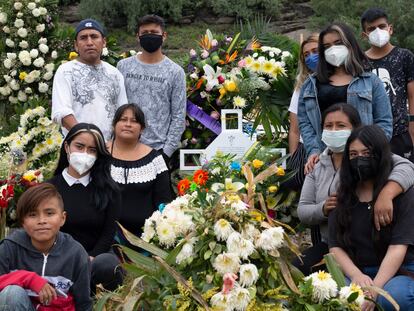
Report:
68,152,96,175
368,28,390,48
322,129,352,153
324,45,349,67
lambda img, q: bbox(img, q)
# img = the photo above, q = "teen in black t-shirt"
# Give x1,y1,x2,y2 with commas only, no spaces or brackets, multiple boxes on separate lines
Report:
329,125,414,311
361,8,414,162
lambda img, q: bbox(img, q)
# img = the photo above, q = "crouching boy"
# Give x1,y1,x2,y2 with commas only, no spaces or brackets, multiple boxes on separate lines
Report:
0,183,92,310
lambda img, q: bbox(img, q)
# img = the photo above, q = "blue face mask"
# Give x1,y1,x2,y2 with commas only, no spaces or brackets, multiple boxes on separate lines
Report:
305,53,319,72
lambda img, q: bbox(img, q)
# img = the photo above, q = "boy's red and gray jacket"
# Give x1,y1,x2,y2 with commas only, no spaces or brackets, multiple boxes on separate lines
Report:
0,229,92,311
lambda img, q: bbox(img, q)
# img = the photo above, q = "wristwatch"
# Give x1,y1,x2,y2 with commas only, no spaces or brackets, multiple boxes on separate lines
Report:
409,115,414,122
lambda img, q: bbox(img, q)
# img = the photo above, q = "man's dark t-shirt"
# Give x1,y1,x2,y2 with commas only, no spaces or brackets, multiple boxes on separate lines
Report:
369,47,414,136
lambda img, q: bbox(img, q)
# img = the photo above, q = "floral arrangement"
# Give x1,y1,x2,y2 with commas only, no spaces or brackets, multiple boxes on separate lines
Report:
183,30,297,149
0,105,62,233
0,0,59,105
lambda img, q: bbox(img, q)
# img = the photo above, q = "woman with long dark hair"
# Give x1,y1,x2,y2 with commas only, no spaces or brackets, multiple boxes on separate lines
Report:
297,22,392,174
108,104,172,246
49,123,123,291
295,104,414,276
329,125,414,311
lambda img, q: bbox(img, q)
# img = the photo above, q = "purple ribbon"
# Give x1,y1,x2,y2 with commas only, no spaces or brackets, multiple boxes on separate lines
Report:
186,100,222,135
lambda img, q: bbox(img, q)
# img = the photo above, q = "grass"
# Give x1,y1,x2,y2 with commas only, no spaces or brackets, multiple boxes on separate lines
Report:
107,22,238,64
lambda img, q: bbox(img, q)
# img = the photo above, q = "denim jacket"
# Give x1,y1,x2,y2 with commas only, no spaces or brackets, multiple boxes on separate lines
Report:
297,72,393,157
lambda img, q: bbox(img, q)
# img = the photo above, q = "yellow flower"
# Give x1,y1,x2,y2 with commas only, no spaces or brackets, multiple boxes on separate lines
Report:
261,60,275,75
252,159,264,169
276,166,285,176
316,271,330,281
46,137,53,145
244,56,254,67
224,80,237,92
19,71,27,81
250,61,261,72
268,185,278,193
272,63,286,78
250,210,264,222
219,87,227,99
233,96,246,108
68,51,78,60
245,182,256,192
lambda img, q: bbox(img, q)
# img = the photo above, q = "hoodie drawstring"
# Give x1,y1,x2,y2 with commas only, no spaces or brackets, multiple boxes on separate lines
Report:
41,253,48,277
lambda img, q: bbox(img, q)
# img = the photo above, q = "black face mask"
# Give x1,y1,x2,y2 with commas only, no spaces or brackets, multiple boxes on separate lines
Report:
350,156,378,181
139,34,163,53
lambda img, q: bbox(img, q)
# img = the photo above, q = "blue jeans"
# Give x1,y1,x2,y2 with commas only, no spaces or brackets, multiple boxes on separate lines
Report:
0,285,35,311
347,263,414,311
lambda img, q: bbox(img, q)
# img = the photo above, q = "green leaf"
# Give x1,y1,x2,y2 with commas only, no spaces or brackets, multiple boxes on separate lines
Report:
347,291,358,303
204,250,212,260
94,292,115,311
119,245,159,274
226,32,240,54
324,254,346,288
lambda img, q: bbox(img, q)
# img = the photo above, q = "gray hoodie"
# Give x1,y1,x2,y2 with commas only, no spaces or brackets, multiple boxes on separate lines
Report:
298,150,414,242
0,229,92,311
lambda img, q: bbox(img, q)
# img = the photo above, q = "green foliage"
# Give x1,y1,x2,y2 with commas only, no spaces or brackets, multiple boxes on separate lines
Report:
310,0,414,51
78,0,191,31
207,0,282,20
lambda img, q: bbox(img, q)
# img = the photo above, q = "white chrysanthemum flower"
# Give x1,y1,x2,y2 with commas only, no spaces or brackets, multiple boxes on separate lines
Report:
227,232,254,260
102,47,109,56
9,80,20,91
38,82,48,93
6,39,14,48
10,70,17,77
214,219,234,241
36,24,45,33
33,57,44,68
17,12,23,18
43,71,53,81
3,75,11,82
176,238,197,264
239,264,259,287
24,74,35,84
17,91,27,102
7,53,17,60
14,18,24,28
32,8,41,17
156,220,177,247
39,43,49,54
31,70,41,79
38,37,47,44
210,292,232,311
233,96,246,108
17,27,28,38
0,12,7,24
51,50,58,59
24,87,32,94
305,271,338,303
3,59,13,69
281,51,292,60
14,2,23,10
19,40,28,49
27,2,36,9
141,218,156,242
9,96,18,104
39,7,47,15
339,283,364,306
18,51,31,66
231,285,251,311
29,49,39,58
231,200,248,213
0,86,12,96
256,227,284,251
213,252,240,275
3,26,10,33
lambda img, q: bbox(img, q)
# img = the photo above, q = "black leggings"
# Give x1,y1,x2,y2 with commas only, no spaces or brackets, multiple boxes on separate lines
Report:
91,252,124,292
292,242,329,276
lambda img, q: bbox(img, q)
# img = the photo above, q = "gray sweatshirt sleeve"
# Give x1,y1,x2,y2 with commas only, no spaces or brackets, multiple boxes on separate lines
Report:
298,170,328,225
389,154,414,192
163,68,186,157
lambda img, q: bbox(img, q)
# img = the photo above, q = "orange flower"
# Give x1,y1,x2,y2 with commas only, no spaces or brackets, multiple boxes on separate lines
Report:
193,169,208,186
246,37,261,51
198,34,212,50
177,179,191,196
218,51,238,65
195,78,205,90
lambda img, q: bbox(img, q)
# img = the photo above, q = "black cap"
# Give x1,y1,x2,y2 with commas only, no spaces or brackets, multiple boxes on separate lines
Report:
75,19,105,38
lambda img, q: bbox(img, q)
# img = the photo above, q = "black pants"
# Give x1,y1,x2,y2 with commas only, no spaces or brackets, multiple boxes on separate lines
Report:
91,252,124,292
390,131,414,162
292,242,329,276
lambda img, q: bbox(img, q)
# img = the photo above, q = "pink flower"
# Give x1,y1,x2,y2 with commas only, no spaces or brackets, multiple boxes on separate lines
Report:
222,273,238,294
238,59,246,68
211,39,218,47
201,49,209,59
210,111,220,120
189,49,197,57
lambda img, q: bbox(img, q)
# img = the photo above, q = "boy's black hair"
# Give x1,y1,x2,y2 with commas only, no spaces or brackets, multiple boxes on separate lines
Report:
361,8,389,31
137,14,165,33
17,183,64,225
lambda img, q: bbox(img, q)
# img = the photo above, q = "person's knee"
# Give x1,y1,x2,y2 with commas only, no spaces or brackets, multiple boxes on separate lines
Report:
92,253,124,291
0,285,32,310
379,276,414,311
